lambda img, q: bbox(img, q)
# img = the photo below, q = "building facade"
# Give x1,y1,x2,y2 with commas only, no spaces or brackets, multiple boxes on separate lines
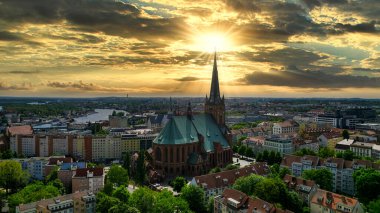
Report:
281,154,380,195
16,191,96,213
263,136,294,155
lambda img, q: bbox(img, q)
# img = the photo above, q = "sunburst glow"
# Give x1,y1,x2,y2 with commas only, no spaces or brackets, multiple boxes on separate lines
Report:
191,32,234,52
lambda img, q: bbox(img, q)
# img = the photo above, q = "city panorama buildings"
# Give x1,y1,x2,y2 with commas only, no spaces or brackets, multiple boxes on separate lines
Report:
151,53,233,176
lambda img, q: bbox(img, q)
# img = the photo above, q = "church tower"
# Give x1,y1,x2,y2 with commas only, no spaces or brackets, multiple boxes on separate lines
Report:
205,52,225,126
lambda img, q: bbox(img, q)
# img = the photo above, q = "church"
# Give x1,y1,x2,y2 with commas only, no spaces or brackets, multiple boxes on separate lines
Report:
151,53,233,177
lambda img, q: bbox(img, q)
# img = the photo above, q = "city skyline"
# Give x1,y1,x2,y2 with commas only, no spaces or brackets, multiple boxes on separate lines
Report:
1,0,380,98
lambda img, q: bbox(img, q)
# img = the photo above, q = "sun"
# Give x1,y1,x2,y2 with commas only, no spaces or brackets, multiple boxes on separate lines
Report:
191,32,234,52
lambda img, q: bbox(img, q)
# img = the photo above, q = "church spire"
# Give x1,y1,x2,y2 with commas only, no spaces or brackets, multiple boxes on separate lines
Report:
209,51,221,104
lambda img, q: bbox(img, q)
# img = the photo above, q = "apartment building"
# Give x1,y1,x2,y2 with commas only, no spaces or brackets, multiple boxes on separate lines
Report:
310,189,364,213
263,136,294,155
214,189,290,213
283,174,318,204
16,191,96,213
10,133,158,161
72,168,105,193
281,155,380,195
273,120,299,135
191,163,270,200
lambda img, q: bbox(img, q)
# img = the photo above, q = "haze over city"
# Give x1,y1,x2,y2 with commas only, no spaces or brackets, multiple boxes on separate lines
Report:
0,0,379,98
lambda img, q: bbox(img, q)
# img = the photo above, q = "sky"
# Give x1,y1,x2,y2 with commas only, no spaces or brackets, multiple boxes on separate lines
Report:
0,0,379,98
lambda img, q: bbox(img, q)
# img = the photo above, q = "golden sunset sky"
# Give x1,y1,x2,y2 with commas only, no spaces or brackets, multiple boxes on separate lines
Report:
0,0,379,98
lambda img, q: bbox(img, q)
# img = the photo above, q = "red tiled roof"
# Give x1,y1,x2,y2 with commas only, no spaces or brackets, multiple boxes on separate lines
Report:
221,188,249,209
194,162,270,190
48,157,73,165
311,189,359,210
7,125,33,136
283,174,316,191
74,168,104,177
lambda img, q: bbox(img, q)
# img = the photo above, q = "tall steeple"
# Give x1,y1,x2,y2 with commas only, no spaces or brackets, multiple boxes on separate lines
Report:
205,51,225,126
209,51,222,104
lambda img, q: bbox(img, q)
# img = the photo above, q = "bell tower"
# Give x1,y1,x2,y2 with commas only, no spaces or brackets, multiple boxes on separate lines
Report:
205,52,225,126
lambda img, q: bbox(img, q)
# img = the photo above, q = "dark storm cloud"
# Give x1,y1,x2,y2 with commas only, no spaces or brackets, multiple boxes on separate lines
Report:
243,66,380,89
0,0,188,40
239,47,327,66
175,77,201,82
0,31,23,41
352,68,380,73
224,0,379,42
334,21,378,33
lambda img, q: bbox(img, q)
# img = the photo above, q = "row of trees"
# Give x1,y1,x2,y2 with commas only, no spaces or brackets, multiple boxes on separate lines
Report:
295,147,373,161
97,183,211,213
208,163,239,174
256,150,282,165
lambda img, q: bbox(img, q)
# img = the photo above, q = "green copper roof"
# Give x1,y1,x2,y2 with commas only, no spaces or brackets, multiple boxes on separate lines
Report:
153,113,229,152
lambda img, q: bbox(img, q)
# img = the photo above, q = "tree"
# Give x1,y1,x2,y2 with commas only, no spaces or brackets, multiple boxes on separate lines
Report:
342,150,355,161
129,187,156,213
123,152,131,176
135,151,146,185
224,164,239,171
232,145,239,153
0,160,29,194
154,190,190,213
97,192,121,213
284,191,303,212
180,185,207,213
233,174,264,195
245,147,254,158
254,178,287,204
353,168,380,204
45,165,59,183
238,145,247,156
103,182,114,195
318,147,335,158
256,152,263,162
298,123,306,139
8,181,61,209
107,165,129,186
279,167,291,179
112,185,130,202
368,198,380,213
262,150,269,162
109,203,140,213
342,130,350,140
1,149,13,159
172,176,187,192
207,196,214,213
268,151,276,165
209,167,221,174
302,168,333,191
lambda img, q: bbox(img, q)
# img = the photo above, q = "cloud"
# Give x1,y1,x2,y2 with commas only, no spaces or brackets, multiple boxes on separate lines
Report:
0,82,33,90
5,70,41,74
46,81,165,93
175,77,201,82
0,0,188,41
243,66,380,89
239,47,327,66
0,31,23,41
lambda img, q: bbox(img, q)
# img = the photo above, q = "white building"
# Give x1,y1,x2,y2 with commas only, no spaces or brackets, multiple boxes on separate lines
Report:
272,120,299,135
263,136,294,155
